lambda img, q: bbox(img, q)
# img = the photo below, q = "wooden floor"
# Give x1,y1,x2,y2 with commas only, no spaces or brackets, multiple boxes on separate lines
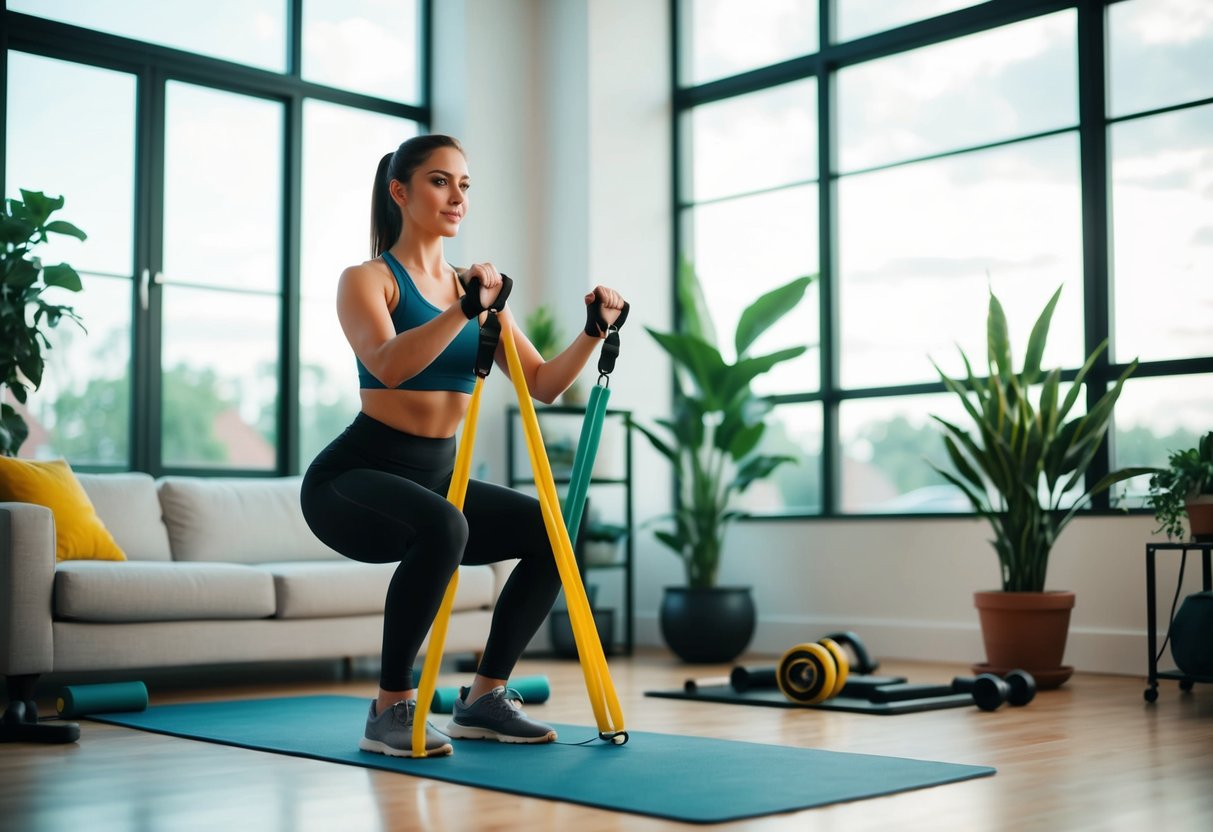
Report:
3,652,1212,831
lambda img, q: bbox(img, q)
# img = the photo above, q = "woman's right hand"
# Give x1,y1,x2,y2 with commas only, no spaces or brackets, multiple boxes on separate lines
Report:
465,262,506,310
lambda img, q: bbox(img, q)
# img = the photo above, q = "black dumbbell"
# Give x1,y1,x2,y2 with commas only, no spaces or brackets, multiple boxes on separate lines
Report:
952,669,1036,711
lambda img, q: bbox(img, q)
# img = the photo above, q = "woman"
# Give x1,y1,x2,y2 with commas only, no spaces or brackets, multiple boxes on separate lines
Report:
301,134,626,758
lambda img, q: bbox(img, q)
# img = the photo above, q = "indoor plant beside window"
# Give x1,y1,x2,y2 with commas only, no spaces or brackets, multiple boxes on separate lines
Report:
1147,431,1213,542
0,190,87,457
636,262,813,663
930,285,1151,688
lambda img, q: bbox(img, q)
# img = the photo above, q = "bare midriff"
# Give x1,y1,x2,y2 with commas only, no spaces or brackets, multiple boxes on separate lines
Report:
359,388,471,439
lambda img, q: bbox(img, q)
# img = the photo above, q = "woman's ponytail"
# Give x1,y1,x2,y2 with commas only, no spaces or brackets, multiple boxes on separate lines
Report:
369,135,464,258
370,152,400,258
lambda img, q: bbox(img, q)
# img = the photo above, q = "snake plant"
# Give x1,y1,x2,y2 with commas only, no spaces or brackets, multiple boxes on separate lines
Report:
930,286,1152,592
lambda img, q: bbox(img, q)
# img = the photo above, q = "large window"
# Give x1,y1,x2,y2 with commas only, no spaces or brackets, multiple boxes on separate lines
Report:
3,2,427,474
675,0,1213,516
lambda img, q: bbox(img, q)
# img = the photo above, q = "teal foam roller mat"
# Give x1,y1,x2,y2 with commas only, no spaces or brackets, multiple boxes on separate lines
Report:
431,675,550,714
57,682,149,717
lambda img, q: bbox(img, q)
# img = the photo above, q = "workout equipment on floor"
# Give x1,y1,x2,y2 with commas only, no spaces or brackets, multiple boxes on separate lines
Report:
89,694,996,823
430,675,550,714
652,633,1031,715
57,681,149,717
411,282,629,755
0,699,81,744
955,670,1036,709
502,308,627,745
777,637,851,705
867,670,1036,711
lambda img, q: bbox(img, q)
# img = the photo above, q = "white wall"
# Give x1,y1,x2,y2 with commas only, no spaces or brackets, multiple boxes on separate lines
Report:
433,0,1191,677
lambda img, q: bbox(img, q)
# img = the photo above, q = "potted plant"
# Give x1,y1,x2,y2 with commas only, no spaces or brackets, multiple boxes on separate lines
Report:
635,261,813,663
1,190,87,456
929,285,1152,688
583,519,628,566
1147,431,1213,542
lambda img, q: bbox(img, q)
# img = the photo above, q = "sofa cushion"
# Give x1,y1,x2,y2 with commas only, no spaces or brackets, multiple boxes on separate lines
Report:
77,472,173,562
258,562,495,619
158,476,341,564
0,457,125,562
54,561,276,622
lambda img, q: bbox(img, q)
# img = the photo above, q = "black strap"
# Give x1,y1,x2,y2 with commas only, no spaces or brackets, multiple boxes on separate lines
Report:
596,328,621,382
464,274,513,378
475,311,501,378
587,297,628,383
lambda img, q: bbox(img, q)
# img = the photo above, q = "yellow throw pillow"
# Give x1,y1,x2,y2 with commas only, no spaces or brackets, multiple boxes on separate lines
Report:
0,457,126,562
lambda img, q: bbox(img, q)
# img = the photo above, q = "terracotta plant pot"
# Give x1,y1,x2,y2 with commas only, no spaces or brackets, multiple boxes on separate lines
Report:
973,590,1075,689
1186,495,1213,542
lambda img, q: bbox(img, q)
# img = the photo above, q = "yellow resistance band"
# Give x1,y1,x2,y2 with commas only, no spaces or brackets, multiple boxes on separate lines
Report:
411,324,625,756
500,324,625,740
411,376,483,756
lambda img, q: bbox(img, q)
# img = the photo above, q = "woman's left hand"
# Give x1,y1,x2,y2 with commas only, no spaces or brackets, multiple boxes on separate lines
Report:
584,286,628,337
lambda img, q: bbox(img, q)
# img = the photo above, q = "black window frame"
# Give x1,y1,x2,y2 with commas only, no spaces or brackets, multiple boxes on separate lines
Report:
1,1,432,477
671,0,1213,520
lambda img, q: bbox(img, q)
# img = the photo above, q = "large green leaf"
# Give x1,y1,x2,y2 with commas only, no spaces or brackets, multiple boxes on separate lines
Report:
987,290,1012,381
676,258,717,348
1022,286,1062,383
716,346,807,408
42,263,83,292
44,220,87,241
646,329,727,405
19,189,64,227
633,420,677,464
732,454,796,493
733,275,813,358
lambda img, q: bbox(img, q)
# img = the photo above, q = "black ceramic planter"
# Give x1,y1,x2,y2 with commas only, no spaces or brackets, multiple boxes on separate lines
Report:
660,586,755,664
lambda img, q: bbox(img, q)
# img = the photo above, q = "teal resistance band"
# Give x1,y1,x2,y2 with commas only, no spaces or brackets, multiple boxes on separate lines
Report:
562,382,610,542
560,296,628,542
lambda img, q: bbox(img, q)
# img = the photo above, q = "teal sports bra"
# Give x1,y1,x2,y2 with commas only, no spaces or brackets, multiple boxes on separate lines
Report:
356,251,478,393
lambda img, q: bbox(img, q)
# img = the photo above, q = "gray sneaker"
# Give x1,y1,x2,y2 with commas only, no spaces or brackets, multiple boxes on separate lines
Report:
359,699,453,758
445,686,557,744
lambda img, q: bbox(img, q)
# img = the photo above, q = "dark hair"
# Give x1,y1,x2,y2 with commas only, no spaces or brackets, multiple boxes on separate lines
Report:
370,134,465,257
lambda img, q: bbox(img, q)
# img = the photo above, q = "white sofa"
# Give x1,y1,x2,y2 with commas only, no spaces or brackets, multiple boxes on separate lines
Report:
0,473,512,695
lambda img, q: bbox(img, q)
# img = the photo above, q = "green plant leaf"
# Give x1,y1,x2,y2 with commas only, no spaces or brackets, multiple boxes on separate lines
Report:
987,290,1012,380
717,346,807,408
1022,285,1062,383
633,420,677,464
18,189,64,227
722,421,765,461
3,256,39,289
0,402,30,456
43,220,88,241
42,263,84,292
733,274,813,358
646,329,727,406
939,431,987,494
677,257,717,348
732,454,796,493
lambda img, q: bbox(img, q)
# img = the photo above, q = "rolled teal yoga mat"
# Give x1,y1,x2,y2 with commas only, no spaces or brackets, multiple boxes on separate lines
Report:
88,695,994,823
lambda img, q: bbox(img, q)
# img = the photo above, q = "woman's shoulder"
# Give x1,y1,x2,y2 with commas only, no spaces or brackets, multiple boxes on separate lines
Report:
340,257,392,283
337,257,396,304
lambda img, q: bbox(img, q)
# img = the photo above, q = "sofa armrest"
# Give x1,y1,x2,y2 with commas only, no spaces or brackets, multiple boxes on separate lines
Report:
0,503,57,676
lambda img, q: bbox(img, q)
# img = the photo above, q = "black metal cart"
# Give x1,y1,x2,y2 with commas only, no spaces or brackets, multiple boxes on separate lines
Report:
1145,541,1213,702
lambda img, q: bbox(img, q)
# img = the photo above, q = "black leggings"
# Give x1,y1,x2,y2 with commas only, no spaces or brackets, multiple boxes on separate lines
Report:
300,413,561,691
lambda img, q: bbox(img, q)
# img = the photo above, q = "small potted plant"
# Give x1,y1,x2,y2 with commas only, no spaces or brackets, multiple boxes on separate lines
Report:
1147,431,1213,542
583,520,628,566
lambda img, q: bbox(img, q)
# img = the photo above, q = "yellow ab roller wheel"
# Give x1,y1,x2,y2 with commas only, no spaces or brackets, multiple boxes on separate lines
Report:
776,637,851,705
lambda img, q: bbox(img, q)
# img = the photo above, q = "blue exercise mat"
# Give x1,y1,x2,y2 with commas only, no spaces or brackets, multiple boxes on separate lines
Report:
88,695,994,824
